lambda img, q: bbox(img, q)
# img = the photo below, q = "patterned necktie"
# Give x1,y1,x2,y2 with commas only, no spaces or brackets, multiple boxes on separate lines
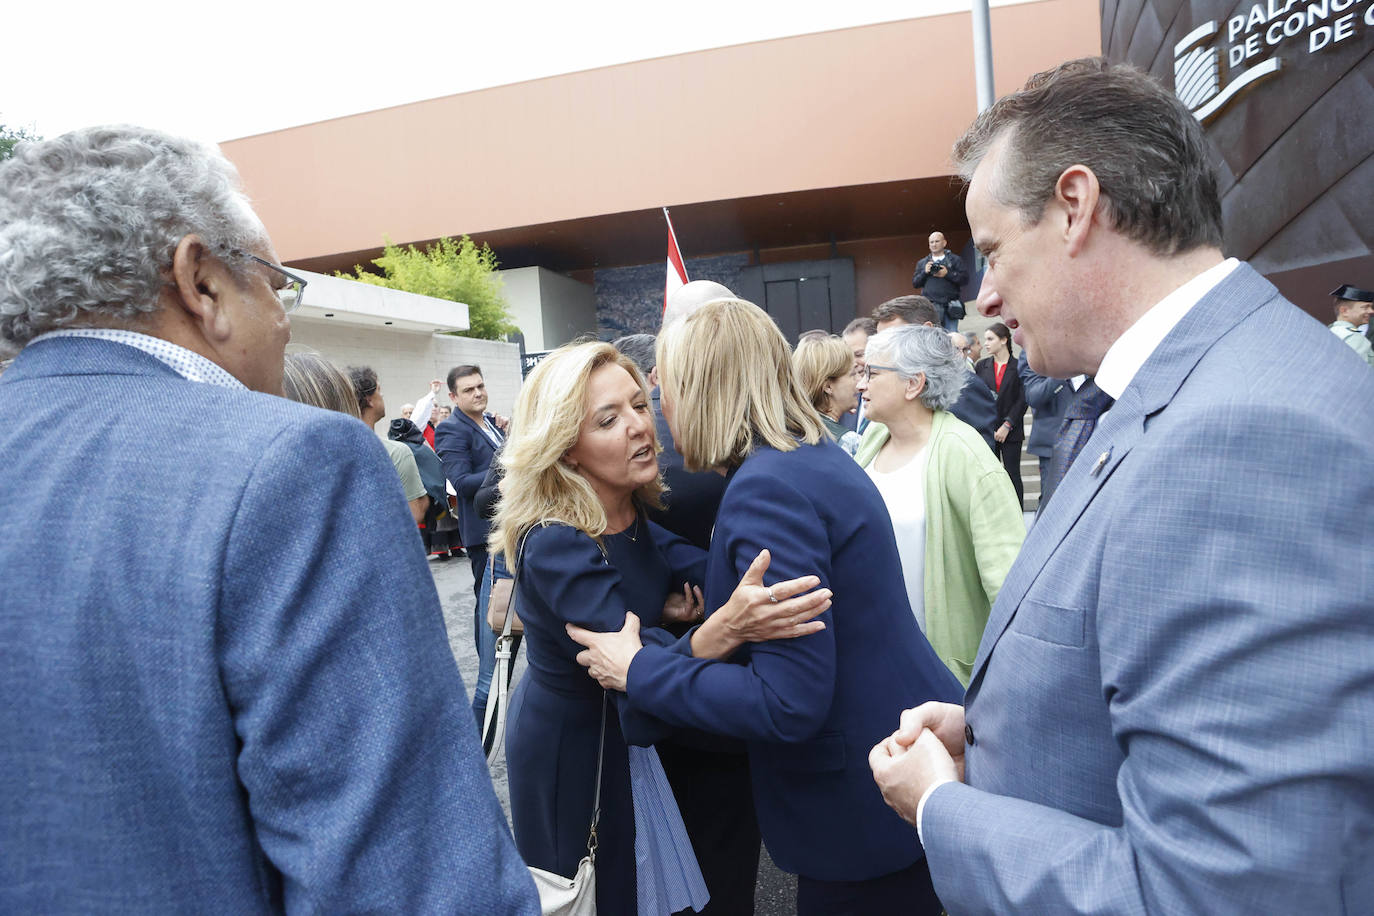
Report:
1043,378,1114,506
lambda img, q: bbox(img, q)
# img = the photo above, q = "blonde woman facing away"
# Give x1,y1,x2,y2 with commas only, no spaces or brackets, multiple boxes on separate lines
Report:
854,325,1025,685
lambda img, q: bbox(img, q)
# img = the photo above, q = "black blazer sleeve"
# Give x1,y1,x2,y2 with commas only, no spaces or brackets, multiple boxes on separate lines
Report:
474,454,503,520
944,251,968,287
913,256,930,290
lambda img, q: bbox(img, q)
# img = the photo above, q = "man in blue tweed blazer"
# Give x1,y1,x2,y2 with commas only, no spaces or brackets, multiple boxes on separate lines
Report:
870,59,1374,913
0,127,537,914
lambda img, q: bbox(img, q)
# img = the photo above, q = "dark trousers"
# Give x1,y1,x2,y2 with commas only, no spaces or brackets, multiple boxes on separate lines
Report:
995,437,1024,507
467,546,487,609
934,300,961,332
658,743,761,916
797,856,942,916
1037,455,1055,508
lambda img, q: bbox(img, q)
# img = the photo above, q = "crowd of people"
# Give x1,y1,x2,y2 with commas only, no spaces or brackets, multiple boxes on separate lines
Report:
2,56,1371,916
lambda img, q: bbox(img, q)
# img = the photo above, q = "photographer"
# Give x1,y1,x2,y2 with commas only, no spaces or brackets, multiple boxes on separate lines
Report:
912,230,968,331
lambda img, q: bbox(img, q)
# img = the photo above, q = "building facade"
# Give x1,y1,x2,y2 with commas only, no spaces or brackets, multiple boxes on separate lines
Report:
221,1,1368,350
221,2,1101,346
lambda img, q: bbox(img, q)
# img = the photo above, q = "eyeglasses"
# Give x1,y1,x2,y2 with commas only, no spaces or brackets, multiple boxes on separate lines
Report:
859,363,901,383
232,250,307,313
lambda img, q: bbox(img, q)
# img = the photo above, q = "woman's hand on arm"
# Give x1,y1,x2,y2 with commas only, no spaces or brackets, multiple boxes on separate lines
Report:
567,612,643,692
661,582,705,625
690,549,831,661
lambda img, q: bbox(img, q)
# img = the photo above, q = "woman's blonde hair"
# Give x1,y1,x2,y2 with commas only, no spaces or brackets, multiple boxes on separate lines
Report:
282,351,361,418
489,340,664,562
656,298,824,471
791,334,854,414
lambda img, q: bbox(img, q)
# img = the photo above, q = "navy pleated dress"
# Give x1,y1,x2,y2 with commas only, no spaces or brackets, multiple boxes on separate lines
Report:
505,516,700,916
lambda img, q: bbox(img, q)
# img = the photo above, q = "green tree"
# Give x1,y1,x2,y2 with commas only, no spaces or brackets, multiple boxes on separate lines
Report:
0,122,41,160
339,235,518,341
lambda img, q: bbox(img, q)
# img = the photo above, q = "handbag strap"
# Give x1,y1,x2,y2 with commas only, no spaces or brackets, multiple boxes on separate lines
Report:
587,691,607,861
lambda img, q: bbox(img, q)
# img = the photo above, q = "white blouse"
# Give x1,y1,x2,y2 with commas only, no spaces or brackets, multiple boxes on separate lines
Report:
864,446,929,634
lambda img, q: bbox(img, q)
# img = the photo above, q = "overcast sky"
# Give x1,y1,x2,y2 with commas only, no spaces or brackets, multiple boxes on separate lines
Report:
6,0,993,145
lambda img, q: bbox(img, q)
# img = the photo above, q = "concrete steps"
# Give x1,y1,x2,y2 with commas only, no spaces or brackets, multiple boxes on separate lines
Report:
1021,407,1041,513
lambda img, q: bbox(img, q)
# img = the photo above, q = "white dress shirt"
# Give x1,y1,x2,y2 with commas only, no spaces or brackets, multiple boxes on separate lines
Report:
1094,258,1238,399
411,390,438,428
30,328,245,389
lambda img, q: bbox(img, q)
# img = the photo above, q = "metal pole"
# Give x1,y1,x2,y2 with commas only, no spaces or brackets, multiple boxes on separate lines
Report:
971,0,995,112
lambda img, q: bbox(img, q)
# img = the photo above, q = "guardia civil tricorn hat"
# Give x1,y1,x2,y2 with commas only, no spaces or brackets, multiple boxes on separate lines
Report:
1330,285,1374,302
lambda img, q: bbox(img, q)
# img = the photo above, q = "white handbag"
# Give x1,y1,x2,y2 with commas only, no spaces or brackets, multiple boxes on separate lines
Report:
528,853,597,916
525,695,605,915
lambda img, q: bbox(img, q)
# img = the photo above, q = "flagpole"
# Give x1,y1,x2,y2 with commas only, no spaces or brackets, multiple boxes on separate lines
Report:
663,207,689,313
971,0,995,112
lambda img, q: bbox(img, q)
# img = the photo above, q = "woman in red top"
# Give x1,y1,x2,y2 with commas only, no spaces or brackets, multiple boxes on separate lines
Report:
974,322,1027,508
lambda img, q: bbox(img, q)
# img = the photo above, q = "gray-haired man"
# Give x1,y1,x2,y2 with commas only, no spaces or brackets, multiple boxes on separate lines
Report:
0,126,537,913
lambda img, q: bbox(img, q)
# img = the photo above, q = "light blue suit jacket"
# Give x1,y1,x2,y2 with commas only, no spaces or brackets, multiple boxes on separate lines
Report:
0,338,538,914
922,264,1374,913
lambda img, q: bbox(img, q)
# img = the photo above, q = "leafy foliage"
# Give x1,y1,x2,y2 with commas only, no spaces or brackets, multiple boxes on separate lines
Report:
0,122,41,160
339,236,518,340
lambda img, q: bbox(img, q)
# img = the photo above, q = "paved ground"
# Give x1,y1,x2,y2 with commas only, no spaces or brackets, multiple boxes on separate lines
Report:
429,553,798,914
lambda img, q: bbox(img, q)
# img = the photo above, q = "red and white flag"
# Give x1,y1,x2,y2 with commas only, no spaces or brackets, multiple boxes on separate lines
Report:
663,207,688,312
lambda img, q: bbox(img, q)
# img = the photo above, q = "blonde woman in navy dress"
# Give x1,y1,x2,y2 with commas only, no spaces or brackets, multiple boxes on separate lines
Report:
489,342,831,915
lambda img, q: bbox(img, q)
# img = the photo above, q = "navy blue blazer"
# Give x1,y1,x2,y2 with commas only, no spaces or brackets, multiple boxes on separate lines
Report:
953,368,999,450
434,410,503,547
1017,350,1074,459
0,337,537,914
623,440,964,882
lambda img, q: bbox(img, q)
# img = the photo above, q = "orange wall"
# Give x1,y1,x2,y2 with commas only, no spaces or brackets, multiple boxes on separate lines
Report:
224,1,1100,262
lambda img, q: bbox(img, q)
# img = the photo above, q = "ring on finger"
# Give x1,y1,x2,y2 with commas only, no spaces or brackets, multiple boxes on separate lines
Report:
767,586,778,604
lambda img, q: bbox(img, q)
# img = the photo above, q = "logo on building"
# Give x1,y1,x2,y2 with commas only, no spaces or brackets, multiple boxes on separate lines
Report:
1173,0,1370,123
1174,20,1282,122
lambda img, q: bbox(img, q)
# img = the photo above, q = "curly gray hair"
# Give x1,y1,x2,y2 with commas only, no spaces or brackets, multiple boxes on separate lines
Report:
0,125,266,351
865,325,964,412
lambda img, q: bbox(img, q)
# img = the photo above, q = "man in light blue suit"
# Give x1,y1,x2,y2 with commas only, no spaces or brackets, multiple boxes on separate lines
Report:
870,59,1374,914
0,127,538,914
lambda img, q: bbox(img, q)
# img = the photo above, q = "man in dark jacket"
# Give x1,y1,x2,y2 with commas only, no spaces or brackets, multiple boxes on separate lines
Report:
913,230,969,331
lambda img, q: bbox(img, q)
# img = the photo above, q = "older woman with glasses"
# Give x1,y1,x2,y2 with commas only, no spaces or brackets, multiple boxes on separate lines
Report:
854,325,1026,686
568,299,963,916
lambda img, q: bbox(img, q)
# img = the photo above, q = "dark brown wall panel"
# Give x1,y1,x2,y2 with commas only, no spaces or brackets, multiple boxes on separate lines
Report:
1103,0,1373,317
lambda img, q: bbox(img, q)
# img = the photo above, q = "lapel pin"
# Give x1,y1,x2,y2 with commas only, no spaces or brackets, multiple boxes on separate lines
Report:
1091,447,1112,476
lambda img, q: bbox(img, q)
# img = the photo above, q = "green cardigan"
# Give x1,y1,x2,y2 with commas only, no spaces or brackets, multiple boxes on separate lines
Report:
856,412,1025,686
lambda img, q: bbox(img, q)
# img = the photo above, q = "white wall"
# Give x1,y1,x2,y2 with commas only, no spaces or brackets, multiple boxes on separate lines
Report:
295,268,469,333
288,317,522,437
500,266,545,350
537,270,597,348
497,266,597,352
